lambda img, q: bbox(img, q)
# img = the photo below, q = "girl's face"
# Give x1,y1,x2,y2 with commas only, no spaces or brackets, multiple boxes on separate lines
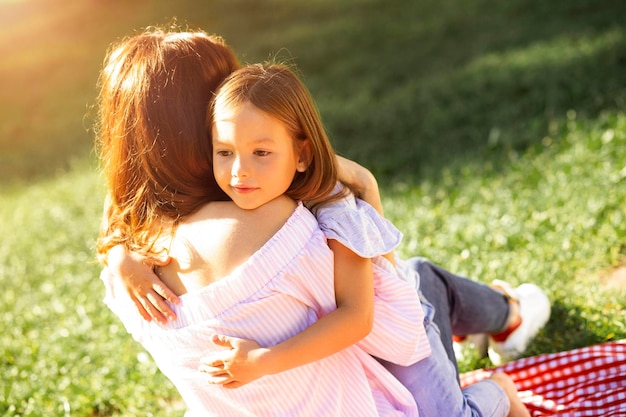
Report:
212,101,308,210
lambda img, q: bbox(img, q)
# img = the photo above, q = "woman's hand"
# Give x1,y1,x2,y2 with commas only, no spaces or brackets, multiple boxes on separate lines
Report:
199,335,269,389
107,245,179,324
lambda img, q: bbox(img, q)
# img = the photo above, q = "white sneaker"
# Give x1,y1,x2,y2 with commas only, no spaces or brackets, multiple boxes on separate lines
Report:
488,280,551,365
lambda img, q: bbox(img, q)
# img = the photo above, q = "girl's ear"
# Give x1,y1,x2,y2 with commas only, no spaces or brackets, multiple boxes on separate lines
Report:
296,139,312,172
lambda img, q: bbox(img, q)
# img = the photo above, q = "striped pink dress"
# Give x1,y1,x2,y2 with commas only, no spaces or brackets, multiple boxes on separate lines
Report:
101,203,419,416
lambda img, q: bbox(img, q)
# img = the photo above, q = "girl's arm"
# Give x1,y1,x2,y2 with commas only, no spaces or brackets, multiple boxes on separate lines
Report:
199,239,374,388
106,244,179,324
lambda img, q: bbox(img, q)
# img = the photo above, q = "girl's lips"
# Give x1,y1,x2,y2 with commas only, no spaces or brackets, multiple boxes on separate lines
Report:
231,185,257,194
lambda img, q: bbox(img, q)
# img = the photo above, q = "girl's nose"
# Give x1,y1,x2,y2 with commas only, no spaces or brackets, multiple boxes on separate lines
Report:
231,156,248,178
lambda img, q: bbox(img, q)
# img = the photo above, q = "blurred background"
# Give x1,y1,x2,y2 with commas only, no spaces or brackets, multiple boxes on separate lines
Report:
3,0,625,183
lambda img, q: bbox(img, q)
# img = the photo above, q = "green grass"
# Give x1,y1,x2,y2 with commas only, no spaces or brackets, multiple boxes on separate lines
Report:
1,0,625,415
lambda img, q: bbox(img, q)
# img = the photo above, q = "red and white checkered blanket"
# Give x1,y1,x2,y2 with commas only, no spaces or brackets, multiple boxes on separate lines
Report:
460,340,626,416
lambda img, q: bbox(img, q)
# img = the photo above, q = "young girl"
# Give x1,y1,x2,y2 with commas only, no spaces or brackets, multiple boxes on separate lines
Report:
196,62,533,416
198,62,430,386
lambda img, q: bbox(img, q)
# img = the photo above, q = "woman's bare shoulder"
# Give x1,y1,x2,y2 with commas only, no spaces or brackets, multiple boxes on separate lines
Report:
189,197,297,223
164,197,299,290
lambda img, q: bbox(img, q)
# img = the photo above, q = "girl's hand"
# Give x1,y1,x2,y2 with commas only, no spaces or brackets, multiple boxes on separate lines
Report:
336,155,384,215
199,334,269,389
107,245,179,324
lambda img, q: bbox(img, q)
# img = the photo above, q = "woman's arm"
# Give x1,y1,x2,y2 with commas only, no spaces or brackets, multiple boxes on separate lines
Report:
106,244,179,324
199,239,374,388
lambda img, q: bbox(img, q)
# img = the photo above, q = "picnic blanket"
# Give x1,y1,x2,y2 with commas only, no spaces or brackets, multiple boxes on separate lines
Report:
460,340,626,416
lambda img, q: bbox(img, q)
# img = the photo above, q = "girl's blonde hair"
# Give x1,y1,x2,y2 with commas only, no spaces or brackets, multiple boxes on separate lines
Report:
95,26,239,261
210,63,343,205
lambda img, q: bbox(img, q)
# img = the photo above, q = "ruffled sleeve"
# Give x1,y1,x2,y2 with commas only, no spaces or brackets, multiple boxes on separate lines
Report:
312,189,403,258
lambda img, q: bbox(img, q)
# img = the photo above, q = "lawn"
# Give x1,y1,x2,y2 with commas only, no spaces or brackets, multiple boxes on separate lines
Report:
1,0,624,415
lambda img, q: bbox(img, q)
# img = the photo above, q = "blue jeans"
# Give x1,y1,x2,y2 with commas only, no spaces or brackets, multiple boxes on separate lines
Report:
379,257,511,417
413,257,510,374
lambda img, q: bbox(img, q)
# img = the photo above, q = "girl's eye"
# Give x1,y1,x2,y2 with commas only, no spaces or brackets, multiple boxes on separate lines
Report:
215,150,232,157
254,150,270,157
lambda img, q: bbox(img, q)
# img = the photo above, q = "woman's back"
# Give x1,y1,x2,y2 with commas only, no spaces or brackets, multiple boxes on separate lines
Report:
157,196,298,295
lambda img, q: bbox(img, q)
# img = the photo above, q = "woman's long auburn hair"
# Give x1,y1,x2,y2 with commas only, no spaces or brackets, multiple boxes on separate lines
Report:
210,63,344,206
95,26,239,260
